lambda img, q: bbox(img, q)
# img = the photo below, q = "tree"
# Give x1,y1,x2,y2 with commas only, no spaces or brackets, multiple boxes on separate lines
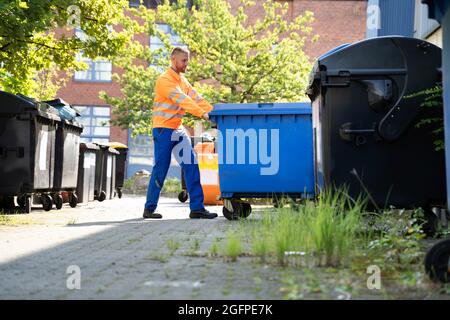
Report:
101,0,315,136
0,0,139,96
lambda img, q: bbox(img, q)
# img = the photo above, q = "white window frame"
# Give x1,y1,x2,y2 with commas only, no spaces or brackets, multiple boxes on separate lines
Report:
74,28,113,82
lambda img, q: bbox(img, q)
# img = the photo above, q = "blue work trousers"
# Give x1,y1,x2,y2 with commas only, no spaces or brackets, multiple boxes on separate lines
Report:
145,127,204,212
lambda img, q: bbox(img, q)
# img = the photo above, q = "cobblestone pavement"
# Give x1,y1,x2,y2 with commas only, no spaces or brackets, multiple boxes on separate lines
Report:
0,195,288,300
1,194,448,300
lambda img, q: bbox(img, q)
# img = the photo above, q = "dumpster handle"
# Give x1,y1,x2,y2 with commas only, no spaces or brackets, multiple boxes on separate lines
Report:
322,82,350,88
319,70,350,88
339,122,378,143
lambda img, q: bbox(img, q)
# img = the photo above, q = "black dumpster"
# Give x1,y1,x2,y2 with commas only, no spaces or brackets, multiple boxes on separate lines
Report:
0,91,60,213
43,98,83,209
108,142,128,199
307,36,446,211
76,143,99,204
94,144,119,201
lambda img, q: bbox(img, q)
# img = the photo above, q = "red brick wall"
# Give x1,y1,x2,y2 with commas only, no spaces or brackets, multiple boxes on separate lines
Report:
56,0,367,145
227,0,367,60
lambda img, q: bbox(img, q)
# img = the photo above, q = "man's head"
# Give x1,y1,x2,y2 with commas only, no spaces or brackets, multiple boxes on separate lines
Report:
170,47,190,74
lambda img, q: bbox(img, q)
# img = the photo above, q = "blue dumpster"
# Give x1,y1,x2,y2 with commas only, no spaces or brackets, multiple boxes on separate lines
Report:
209,102,314,220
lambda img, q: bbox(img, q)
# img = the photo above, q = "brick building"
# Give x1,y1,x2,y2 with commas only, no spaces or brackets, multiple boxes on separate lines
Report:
56,0,368,179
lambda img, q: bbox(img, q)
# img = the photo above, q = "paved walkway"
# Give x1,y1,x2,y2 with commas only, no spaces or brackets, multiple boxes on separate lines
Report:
0,195,284,299
1,195,448,300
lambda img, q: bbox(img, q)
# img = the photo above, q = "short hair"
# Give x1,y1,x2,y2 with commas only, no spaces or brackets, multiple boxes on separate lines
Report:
171,47,190,57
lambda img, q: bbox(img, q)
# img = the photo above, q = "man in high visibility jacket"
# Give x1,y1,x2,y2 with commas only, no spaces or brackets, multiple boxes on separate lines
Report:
143,47,218,219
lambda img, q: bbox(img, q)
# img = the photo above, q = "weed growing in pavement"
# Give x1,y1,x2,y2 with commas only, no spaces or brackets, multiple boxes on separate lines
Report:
226,189,364,267
223,231,243,262
187,238,201,255
209,238,220,257
166,239,181,255
214,189,444,297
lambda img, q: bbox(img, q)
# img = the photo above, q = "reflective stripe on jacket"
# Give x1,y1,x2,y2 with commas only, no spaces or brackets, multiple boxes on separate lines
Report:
152,68,213,129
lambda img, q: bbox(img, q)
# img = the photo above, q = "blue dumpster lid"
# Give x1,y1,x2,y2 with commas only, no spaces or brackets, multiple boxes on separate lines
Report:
209,102,311,116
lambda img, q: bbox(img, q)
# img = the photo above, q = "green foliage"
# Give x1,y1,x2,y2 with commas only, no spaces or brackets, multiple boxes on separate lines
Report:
161,177,182,193
209,238,220,257
225,189,365,267
366,208,426,272
409,85,444,151
102,0,315,136
223,231,243,262
166,238,181,255
0,0,139,96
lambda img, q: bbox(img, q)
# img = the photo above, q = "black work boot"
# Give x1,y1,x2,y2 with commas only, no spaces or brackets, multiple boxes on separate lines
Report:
143,208,162,219
189,208,218,219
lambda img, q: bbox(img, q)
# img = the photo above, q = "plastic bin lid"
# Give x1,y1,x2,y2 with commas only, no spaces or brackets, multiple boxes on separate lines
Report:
80,143,100,151
43,98,82,117
209,102,311,117
108,141,128,149
0,91,60,121
93,142,120,154
317,43,352,61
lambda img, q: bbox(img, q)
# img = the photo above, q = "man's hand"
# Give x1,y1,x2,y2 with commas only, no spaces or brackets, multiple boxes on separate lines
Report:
202,113,209,121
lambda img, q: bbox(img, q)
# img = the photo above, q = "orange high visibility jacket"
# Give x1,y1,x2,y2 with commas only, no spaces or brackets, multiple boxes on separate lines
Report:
152,67,213,129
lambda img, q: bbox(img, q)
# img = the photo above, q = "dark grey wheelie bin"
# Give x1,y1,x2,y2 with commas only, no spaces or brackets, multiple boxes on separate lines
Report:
53,120,83,209
0,91,60,213
94,144,119,201
76,143,99,204
307,36,446,214
44,98,83,210
108,142,128,199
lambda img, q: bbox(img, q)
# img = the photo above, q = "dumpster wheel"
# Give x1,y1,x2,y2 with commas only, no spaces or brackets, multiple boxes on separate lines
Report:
117,188,123,199
53,194,63,210
97,191,107,202
178,190,188,203
69,193,78,208
425,238,450,283
222,200,251,220
41,195,53,211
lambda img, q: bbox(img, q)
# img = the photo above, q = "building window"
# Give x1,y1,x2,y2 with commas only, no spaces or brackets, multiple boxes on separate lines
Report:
150,23,186,53
128,134,153,166
76,106,111,144
74,29,112,82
